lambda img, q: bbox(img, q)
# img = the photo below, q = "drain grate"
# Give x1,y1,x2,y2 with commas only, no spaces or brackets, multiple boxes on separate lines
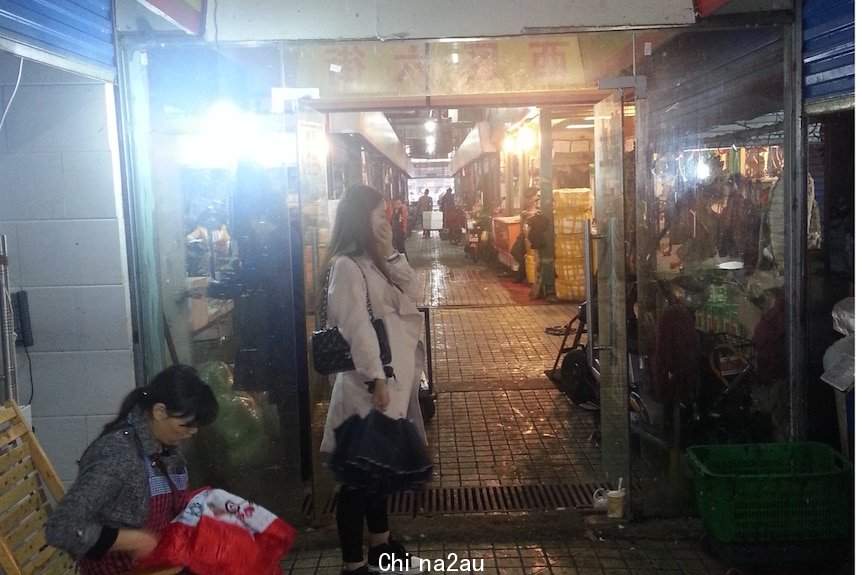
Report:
306,481,635,517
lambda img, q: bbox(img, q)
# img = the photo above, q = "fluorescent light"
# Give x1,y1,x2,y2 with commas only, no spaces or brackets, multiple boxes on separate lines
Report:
565,124,593,129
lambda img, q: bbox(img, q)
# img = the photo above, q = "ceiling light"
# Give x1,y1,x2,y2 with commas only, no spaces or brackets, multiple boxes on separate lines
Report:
516,126,535,152
566,123,593,129
451,52,459,64
503,134,515,155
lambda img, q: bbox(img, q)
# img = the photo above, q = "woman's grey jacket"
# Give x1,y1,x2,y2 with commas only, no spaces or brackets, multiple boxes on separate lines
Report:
45,408,185,559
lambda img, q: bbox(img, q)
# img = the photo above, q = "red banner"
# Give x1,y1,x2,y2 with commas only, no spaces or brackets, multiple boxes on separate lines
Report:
693,0,730,17
137,0,204,34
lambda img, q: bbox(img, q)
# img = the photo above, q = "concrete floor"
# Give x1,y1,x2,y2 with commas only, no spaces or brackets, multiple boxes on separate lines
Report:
283,232,853,575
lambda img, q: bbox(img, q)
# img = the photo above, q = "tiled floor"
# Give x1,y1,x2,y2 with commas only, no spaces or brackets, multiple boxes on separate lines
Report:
430,306,577,391
284,539,726,574
429,389,602,487
284,233,809,574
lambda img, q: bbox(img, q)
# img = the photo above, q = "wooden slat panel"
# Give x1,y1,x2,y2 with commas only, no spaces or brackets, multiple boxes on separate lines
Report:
0,474,42,519
0,401,69,575
21,541,71,575
0,527,23,575
7,507,49,550
0,405,16,428
13,525,45,565
0,495,44,536
0,443,29,477
29,549,76,575
7,402,66,502
0,455,35,491
0,422,28,451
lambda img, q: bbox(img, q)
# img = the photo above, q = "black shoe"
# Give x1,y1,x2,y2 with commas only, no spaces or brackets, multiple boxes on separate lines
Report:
342,565,370,575
367,539,425,574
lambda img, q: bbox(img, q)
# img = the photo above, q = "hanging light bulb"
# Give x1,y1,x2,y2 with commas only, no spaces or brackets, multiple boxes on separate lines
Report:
517,126,536,152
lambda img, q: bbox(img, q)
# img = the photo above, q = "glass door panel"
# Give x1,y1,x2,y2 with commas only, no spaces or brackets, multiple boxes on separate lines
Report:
292,104,339,520
593,91,630,493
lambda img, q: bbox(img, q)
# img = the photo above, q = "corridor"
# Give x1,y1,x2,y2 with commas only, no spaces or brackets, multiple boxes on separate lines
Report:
282,232,729,574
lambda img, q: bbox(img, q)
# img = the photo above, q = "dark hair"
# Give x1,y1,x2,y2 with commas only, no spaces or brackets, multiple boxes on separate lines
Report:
317,184,392,313
102,364,218,436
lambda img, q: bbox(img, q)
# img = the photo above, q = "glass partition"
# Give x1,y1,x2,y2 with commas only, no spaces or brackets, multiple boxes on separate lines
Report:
631,26,789,515
593,91,630,493
119,45,314,521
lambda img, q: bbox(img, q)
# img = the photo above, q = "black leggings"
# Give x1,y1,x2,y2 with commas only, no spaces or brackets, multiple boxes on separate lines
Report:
336,487,389,563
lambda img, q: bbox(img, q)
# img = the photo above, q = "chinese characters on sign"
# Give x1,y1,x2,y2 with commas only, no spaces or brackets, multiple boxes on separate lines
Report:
295,35,589,101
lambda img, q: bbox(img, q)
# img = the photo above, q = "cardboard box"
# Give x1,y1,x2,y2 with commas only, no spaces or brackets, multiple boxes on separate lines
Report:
187,276,209,331
423,211,443,230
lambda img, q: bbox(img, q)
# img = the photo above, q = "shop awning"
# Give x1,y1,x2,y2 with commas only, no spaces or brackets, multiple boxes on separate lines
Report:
447,123,497,176
329,112,414,177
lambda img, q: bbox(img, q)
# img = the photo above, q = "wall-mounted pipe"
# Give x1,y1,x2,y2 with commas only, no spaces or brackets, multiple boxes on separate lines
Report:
0,235,17,403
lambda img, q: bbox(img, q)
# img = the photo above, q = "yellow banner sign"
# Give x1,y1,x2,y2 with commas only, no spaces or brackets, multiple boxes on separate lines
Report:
294,35,591,100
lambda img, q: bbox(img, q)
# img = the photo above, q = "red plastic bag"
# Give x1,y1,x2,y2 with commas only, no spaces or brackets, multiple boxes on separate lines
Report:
137,487,297,575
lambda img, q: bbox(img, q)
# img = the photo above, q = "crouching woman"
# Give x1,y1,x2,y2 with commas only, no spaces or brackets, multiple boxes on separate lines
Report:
46,364,218,574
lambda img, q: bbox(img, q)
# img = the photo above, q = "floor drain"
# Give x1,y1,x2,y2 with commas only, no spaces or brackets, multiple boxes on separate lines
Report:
306,481,635,517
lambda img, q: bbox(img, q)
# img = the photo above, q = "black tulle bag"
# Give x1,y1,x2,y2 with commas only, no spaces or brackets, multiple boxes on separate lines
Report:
312,259,391,375
326,410,432,494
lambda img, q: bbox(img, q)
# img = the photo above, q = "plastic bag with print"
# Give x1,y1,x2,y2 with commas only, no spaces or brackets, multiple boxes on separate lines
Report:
136,487,297,575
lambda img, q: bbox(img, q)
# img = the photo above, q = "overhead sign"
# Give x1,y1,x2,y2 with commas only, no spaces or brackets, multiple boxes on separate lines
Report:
295,35,592,102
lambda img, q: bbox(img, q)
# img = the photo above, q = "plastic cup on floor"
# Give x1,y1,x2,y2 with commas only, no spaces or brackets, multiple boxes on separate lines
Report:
607,489,625,518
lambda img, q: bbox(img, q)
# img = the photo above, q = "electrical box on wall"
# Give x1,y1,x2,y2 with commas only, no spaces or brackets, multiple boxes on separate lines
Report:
11,291,33,347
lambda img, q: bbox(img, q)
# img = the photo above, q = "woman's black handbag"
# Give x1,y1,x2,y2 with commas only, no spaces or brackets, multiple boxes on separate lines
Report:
312,259,391,375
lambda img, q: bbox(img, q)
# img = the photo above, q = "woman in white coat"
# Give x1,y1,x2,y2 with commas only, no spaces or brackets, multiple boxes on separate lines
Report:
319,184,427,575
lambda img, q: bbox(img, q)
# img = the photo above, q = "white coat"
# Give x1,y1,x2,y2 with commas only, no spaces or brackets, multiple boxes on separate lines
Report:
319,253,427,454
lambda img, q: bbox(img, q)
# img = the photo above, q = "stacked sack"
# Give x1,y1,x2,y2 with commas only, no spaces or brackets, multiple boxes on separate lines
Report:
524,250,537,285
553,188,592,301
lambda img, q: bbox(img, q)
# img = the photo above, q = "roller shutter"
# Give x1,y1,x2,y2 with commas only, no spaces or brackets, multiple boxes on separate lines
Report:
0,0,114,81
803,0,854,106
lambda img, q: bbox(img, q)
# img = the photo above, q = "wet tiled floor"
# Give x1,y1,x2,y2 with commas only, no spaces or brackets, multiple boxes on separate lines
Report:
428,389,601,487
284,539,726,574
284,232,741,574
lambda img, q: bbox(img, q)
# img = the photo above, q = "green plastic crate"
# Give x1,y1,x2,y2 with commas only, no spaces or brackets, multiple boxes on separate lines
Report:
687,442,853,544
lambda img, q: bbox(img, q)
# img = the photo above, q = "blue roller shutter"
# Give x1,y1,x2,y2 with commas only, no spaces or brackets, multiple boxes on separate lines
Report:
0,0,114,81
803,0,854,104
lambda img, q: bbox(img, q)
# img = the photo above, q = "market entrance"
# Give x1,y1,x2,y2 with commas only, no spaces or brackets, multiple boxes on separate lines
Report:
118,22,793,524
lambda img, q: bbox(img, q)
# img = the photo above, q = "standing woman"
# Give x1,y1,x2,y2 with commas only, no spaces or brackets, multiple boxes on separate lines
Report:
46,364,219,574
386,196,409,258
320,184,427,575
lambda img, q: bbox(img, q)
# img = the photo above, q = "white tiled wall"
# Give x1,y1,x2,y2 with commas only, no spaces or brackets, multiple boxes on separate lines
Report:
0,59,134,483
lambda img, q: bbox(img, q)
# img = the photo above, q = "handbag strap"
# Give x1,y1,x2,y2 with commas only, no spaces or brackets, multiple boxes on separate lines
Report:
319,257,376,328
